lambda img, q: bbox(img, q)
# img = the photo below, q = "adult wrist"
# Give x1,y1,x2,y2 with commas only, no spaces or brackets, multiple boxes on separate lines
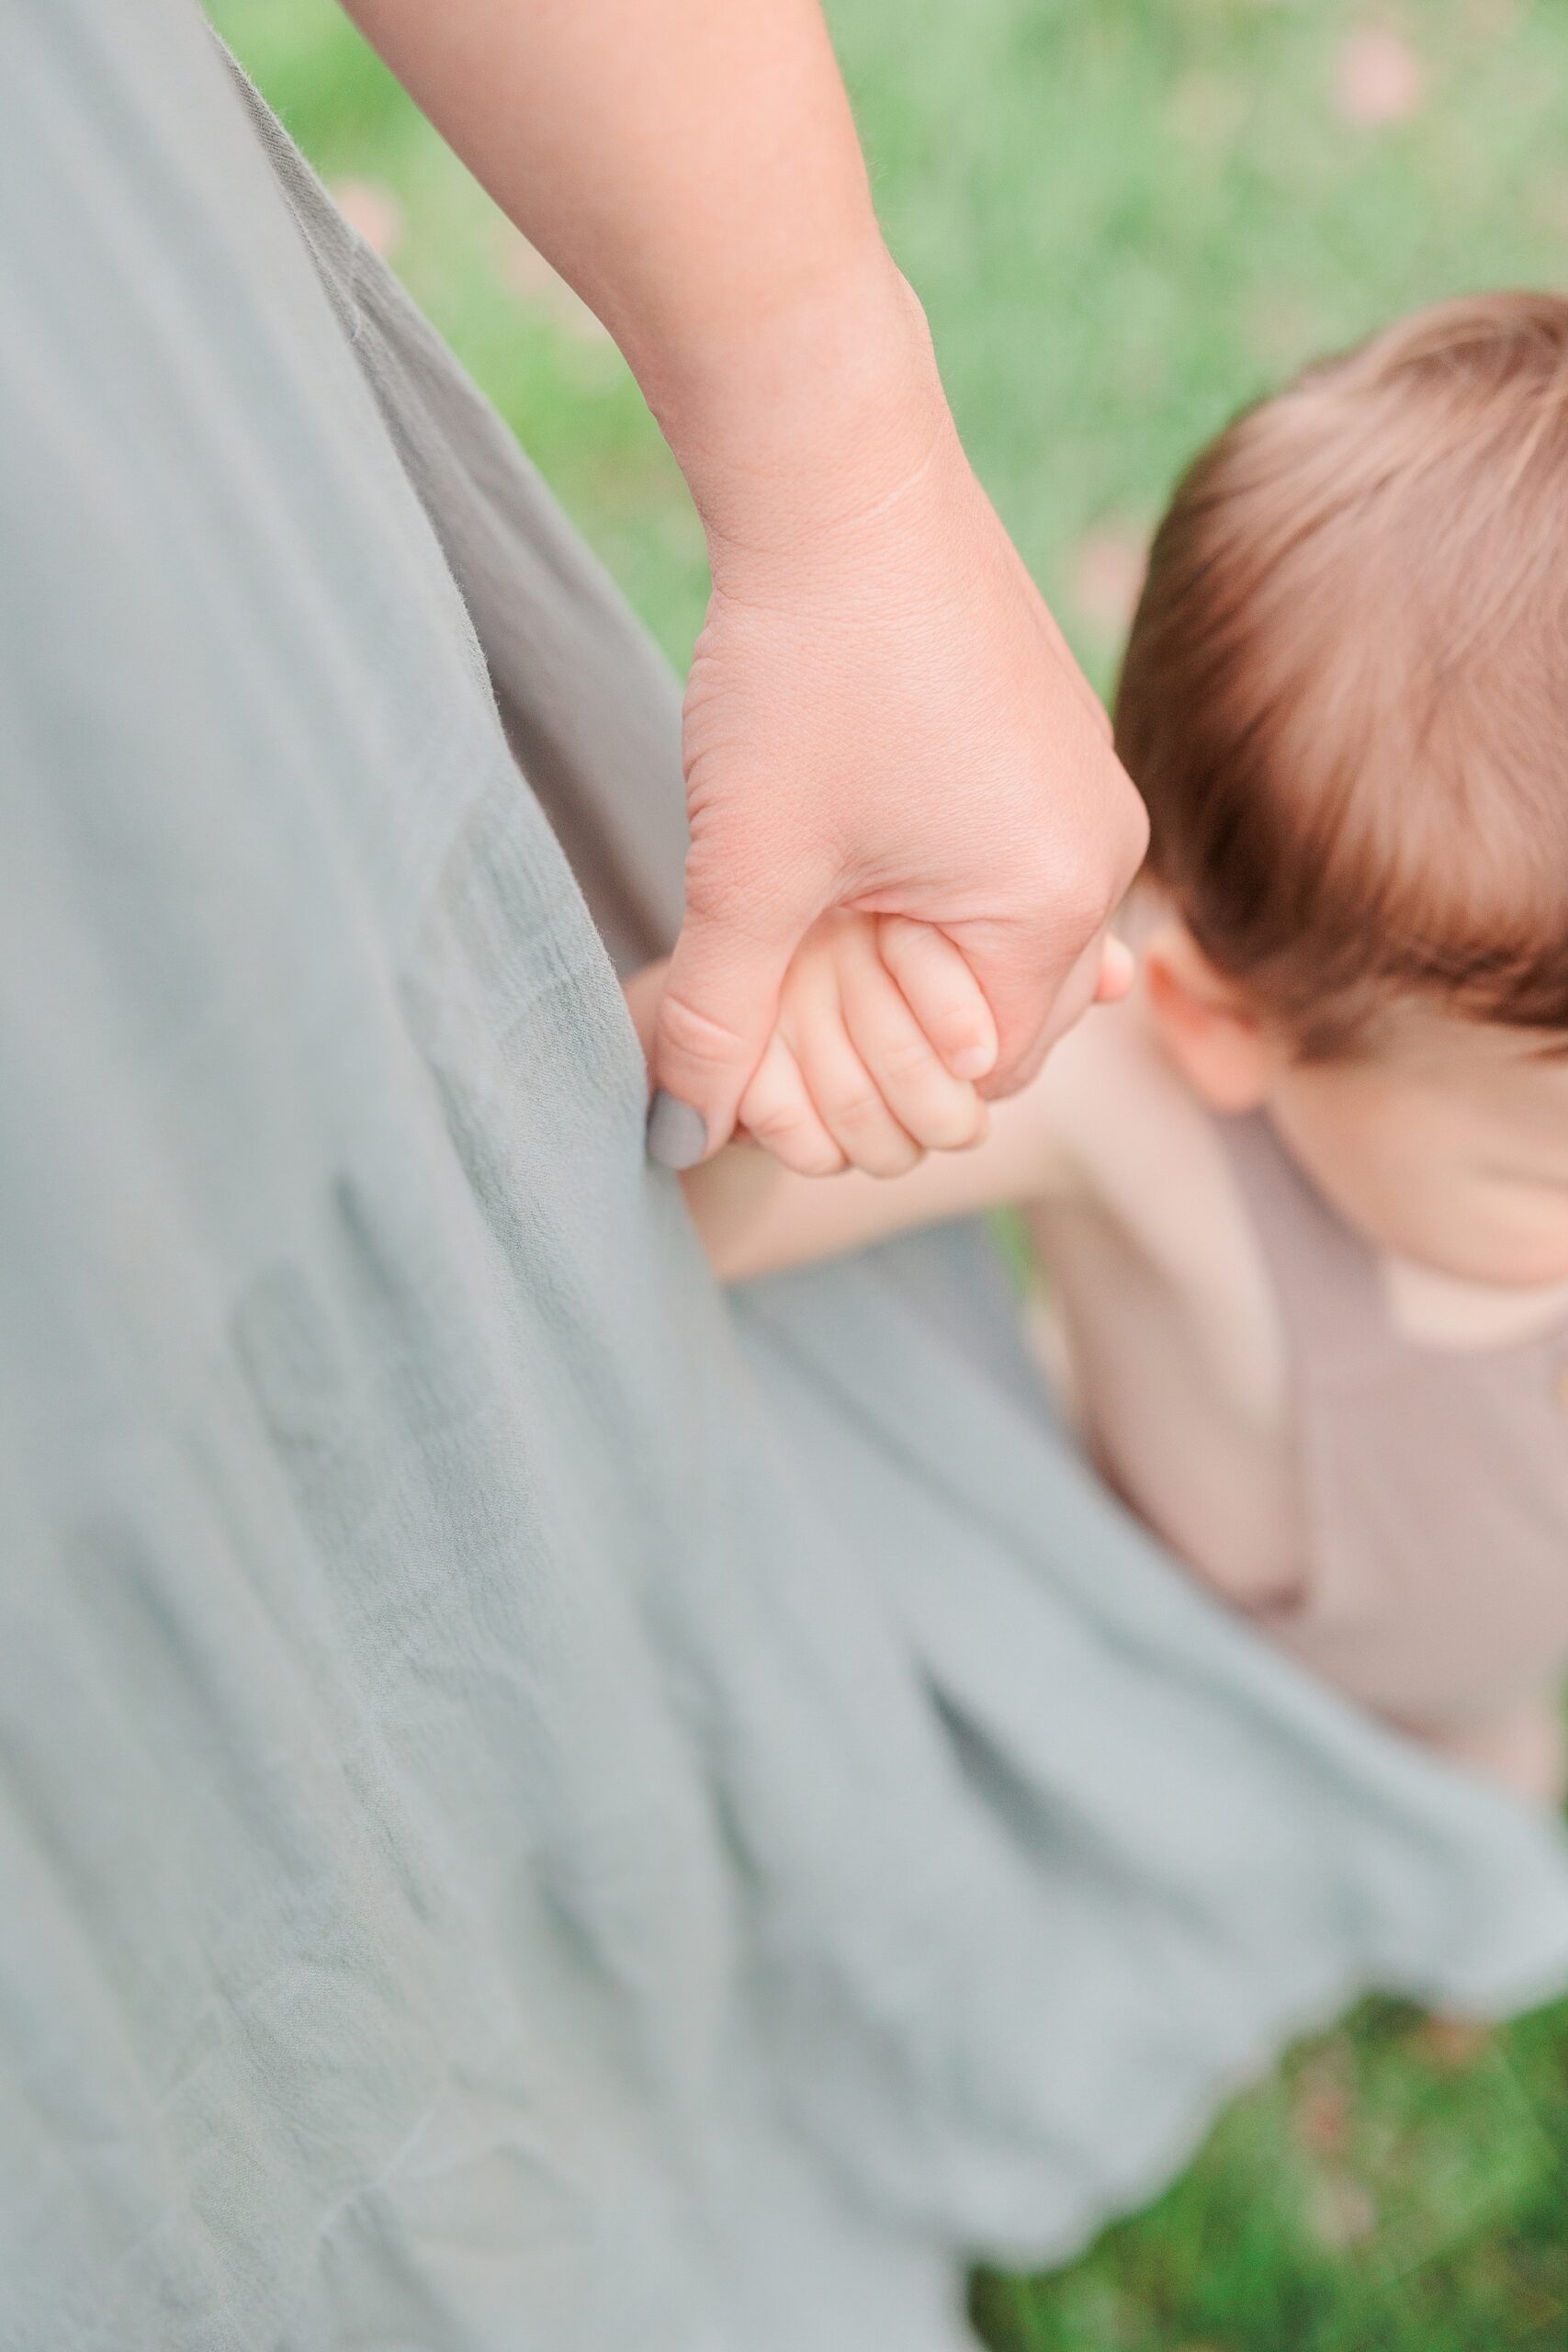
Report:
638,253,953,563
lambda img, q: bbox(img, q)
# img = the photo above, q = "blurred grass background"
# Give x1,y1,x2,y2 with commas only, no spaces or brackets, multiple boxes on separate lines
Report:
209,2,1568,2343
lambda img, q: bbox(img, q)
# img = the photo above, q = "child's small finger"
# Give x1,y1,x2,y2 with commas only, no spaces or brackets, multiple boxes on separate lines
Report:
789,968,925,1179
838,926,988,1153
876,916,998,1080
1094,934,1136,1004
738,1033,847,1177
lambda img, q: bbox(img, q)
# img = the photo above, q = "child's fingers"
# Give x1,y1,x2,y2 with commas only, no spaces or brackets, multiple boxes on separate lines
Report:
1094,934,1136,1004
737,1032,847,1176
789,954,925,1179
875,916,998,1080
836,922,988,1152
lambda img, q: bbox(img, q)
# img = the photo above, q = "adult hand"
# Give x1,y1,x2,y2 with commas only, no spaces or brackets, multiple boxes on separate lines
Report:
342,2,1147,1170
648,291,1146,1166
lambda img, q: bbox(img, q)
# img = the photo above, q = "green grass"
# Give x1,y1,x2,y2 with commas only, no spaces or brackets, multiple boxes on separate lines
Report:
209,3,1568,2342
971,2000,1568,2352
209,0,1568,691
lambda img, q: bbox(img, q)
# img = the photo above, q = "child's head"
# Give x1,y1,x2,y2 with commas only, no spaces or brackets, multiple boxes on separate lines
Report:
1117,291,1568,1286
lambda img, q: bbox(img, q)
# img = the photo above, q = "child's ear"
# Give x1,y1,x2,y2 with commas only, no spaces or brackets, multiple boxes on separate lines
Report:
1143,923,1277,1112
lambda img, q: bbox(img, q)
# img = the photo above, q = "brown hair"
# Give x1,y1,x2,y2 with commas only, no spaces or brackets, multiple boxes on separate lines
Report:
1114,291,1568,1056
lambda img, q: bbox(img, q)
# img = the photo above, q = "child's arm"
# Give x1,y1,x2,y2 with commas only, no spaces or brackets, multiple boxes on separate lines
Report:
681,1075,1074,1281
628,915,1086,1281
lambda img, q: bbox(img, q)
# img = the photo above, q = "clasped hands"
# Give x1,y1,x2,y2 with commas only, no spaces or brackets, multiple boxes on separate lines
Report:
640,365,1147,1177
634,909,1134,1177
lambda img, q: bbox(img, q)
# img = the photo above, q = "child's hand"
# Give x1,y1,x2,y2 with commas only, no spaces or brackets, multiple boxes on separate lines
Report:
728,911,997,1177
626,912,992,1177
627,917,1134,1179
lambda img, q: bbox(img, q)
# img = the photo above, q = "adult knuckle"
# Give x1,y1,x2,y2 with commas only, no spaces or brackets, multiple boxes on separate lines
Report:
1052,844,1116,934
1015,870,1104,972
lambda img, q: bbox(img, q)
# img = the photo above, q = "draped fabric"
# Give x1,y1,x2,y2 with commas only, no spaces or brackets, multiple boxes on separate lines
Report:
3,10,1566,2346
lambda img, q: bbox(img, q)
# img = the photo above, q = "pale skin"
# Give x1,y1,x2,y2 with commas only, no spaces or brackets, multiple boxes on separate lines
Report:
626,908,1568,1803
342,0,1148,1164
626,906,1568,1289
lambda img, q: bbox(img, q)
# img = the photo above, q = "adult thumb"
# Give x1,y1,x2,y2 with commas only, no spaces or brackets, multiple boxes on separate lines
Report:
648,895,809,1168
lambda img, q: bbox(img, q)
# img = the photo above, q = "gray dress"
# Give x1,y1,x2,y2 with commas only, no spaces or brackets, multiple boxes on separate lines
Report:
4,8,1568,2348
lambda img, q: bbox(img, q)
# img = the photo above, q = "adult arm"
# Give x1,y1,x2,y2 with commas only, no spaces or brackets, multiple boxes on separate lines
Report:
342,0,1148,1161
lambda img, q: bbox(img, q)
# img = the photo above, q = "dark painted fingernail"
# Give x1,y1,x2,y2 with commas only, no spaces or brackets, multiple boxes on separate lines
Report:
646,1090,708,1170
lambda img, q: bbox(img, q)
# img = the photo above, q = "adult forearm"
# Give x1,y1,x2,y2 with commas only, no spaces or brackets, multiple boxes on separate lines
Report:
344,0,1149,1156
341,0,940,539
